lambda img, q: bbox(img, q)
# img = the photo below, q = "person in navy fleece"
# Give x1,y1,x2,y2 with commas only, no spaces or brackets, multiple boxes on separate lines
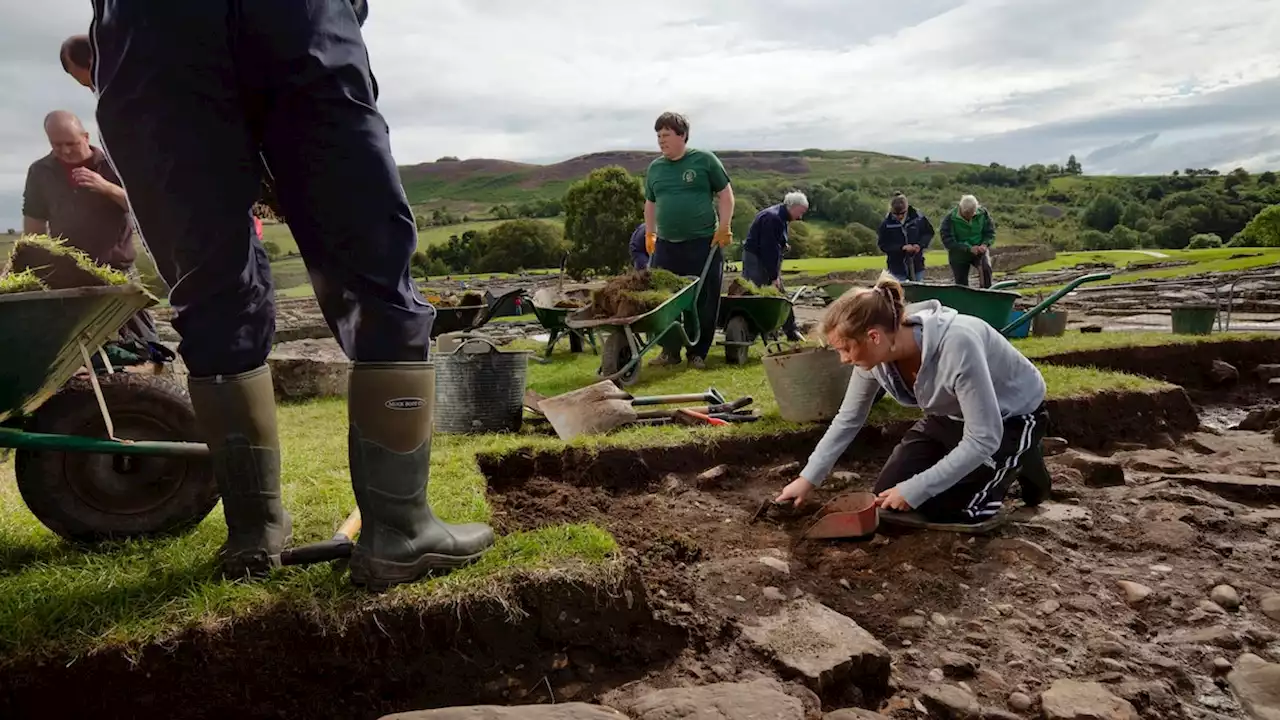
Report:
743,191,808,341
877,192,935,282
628,221,649,270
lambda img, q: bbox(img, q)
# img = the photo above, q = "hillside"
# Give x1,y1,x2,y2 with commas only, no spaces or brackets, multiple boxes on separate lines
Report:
397,149,974,208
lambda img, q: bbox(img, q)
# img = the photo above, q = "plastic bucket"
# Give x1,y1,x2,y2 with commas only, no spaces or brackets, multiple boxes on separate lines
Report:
762,346,854,423
1005,310,1032,339
1031,310,1068,337
1171,305,1217,335
434,337,532,433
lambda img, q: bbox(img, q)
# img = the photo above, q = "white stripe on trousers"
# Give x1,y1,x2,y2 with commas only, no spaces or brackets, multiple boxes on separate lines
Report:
964,412,1037,518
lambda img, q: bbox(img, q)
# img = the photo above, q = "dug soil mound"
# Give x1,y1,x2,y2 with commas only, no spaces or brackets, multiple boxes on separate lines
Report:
588,269,687,319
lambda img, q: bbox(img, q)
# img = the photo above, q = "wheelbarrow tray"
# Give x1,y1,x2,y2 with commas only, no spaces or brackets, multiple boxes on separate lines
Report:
0,284,155,424
565,274,700,334
819,281,854,305
530,287,592,331
430,287,529,339
717,294,796,335
903,283,1021,329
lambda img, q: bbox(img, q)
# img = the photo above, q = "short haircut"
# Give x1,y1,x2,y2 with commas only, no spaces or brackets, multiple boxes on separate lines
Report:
890,193,908,213
654,112,689,139
959,194,980,213
784,191,809,208
60,35,91,74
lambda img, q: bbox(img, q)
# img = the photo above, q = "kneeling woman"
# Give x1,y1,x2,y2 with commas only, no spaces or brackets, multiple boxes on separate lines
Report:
775,275,1048,522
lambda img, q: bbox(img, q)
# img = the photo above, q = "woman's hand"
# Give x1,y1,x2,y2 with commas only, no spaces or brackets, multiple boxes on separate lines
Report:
775,477,816,507
875,487,913,512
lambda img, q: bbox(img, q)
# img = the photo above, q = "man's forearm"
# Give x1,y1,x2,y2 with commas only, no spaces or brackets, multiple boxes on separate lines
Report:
101,184,129,210
644,200,656,237
716,185,735,229
22,217,47,235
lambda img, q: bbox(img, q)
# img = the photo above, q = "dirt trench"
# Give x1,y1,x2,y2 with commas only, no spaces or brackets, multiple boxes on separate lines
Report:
486,399,1280,718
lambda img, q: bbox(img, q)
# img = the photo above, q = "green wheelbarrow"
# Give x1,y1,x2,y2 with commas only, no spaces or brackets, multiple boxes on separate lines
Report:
902,273,1111,337
716,285,808,365
0,284,219,543
566,246,718,387
530,287,599,359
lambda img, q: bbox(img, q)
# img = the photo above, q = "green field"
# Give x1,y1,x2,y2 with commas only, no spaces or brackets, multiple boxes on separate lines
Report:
259,218,564,258
0,331,1195,662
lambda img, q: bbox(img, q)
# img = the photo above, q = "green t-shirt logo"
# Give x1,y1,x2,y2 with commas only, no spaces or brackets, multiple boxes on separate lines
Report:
682,170,696,183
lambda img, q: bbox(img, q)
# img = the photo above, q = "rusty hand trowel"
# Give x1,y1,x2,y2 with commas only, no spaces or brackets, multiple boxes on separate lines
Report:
795,491,880,541
537,381,738,441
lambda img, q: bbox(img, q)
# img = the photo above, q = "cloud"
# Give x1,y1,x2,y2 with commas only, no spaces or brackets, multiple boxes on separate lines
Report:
1,0,1278,228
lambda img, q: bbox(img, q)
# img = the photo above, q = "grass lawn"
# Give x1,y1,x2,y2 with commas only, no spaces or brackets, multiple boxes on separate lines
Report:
1019,248,1280,290
1012,330,1277,358
259,218,566,258
0,332,1210,662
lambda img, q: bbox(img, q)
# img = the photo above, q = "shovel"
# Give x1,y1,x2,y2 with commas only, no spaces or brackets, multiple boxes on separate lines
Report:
538,381,742,441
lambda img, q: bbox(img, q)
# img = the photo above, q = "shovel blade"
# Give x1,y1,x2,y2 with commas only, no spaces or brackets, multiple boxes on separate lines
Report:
538,380,637,441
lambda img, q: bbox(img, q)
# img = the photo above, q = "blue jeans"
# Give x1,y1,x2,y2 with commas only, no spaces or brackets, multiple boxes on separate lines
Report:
92,0,433,377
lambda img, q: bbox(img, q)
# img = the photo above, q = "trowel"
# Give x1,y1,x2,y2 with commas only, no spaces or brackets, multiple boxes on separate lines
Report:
537,380,747,441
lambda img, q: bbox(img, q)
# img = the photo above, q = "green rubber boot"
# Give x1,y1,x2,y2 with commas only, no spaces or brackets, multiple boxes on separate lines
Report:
347,362,495,591
188,365,293,578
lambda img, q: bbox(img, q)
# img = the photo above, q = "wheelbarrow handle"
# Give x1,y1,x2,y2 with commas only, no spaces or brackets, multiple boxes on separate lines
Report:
999,271,1112,336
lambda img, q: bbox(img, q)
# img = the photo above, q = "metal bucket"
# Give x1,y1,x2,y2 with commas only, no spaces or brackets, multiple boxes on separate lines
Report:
1031,309,1068,337
762,346,854,423
434,337,532,434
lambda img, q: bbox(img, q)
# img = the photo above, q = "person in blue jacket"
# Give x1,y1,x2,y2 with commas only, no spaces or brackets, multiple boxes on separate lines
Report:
628,221,649,270
877,193,935,282
742,192,808,341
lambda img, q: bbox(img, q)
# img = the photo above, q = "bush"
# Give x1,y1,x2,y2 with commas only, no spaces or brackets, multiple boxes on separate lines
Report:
1081,194,1124,232
474,219,566,274
1080,229,1111,251
562,166,645,277
1187,233,1223,249
1108,225,1142,250
262,240,283,261
1238,205,1280,247
786,222,821,259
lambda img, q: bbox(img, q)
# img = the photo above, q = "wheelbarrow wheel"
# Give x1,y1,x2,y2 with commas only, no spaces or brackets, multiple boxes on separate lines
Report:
14,372,219,543
600,331,641,387
723,314,752,365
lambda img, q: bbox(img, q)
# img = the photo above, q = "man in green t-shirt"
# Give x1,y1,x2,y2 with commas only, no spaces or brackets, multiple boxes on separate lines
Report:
642,111,735,368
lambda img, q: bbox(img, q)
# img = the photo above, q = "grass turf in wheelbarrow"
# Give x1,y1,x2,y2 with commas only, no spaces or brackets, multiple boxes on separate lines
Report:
565,258,715,387
717,283,808,365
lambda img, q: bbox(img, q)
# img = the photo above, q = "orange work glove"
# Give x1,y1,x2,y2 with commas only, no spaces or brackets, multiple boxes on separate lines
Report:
645,232,656,254
713,225,732,248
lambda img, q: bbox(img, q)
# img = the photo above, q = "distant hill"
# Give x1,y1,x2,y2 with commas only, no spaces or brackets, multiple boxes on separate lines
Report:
397,149,976,209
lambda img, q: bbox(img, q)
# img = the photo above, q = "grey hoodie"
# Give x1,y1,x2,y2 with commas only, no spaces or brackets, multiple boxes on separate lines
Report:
800,299,1046,509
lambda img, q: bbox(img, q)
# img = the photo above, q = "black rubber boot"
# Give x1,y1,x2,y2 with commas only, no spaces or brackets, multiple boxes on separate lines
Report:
188,365,292,579
1017,443,1053,507
347,362,495,591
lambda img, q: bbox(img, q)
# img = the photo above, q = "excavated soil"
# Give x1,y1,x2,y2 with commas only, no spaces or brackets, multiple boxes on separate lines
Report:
488,410,1280,718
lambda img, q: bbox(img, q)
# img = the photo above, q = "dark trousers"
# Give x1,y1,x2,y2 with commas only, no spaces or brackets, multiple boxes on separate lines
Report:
950,252,993,288
651,238,721,360
741,250,798,338
873,404,1048,523
90,0,434,378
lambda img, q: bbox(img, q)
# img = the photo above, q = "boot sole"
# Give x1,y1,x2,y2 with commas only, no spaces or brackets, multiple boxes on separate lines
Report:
348,548,490,592
220,528,294,580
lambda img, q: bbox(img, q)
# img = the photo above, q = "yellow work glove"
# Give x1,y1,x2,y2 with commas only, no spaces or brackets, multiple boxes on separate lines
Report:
713,226,732,248
645,232,656,254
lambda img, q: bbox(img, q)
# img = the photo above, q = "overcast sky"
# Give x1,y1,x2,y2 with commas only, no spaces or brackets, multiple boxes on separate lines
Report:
2,0,1278,229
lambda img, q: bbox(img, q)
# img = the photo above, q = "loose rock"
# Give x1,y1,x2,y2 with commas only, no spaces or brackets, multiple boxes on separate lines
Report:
1210,584,1241,611
1038,600,1061,615
759,556,791,574
1056,450,1126,488
920,684,980,719
628,680,805,720
898,615,928,630
763,587,787,601
1212,657,1233,673
1227,654,1280,720
696,464,731,487
939,651,979,678
384,705,628,720
1040,679,1137,720
738,600,891,697
1116,581,1152,606
1209,359,1240,385
1262,593,1280,622
823,710,891,720
1008,692,1033,712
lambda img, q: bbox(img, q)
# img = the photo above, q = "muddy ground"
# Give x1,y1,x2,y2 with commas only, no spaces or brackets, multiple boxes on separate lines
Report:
486,391,1280,718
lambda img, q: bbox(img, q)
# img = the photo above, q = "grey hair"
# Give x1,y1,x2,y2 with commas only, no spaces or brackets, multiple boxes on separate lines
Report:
959,194,980,213
783,191,809,208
